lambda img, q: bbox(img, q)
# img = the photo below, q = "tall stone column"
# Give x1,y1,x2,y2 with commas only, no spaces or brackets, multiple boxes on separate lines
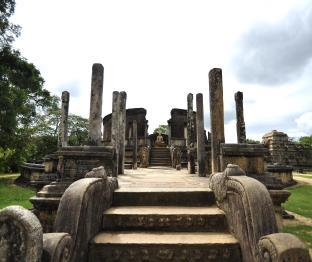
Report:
88,63,104,145
209,68,225,173
58,91,70,148
132,120,138,169
111,91,119,176
187,93,195,174
196,93,206,177
235,91,246,143
118,91,127,174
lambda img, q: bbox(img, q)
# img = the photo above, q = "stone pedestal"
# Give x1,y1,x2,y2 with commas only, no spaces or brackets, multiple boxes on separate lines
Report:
88,63,104,145
267,164,295,187
234,91,246,144
31,146,115,232
196,93,205,177
209,68,225,173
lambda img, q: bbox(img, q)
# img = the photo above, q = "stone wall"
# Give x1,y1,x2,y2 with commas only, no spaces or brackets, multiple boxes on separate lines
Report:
103,108,148,146
262,130,312,168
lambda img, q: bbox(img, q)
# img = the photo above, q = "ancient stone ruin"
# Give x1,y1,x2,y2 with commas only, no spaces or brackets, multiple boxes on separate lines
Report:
1,65,311,262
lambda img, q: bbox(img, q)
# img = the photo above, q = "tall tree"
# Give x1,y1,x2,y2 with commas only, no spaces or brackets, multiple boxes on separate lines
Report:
0,0,52,171
0,0,21,47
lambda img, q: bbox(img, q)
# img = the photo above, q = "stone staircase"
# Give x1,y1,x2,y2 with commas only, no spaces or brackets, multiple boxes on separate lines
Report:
150,147,172,167
89,180,242,261
124,147,134,169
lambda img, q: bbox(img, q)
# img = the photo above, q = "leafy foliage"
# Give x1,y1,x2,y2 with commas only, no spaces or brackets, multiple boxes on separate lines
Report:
153,124,167,135
246,138,260,144
0,0,21,47
0,47,51,172
298,135,312,146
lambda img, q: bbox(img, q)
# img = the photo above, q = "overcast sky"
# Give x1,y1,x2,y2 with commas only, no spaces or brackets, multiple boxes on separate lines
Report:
12,0,311,142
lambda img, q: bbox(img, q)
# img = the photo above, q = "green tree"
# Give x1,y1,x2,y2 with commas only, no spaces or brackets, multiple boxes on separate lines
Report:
246,138,260,144
0,48,51,172
298,135,312,146
153,124,168,135
0,0,52,172
0,0,21,47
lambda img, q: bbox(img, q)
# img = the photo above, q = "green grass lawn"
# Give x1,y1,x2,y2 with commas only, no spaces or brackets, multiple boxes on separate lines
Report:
0,173,36,209
283,224,312,250
283,185,312,219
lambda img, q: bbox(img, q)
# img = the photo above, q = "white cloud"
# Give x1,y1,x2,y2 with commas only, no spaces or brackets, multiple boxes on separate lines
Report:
11,0,311,139
295,112,312,135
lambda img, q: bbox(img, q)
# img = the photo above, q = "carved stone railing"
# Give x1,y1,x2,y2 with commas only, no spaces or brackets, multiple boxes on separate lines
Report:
170,146,182,169
0,166,118,262
209,164,311,262
139,146,150,167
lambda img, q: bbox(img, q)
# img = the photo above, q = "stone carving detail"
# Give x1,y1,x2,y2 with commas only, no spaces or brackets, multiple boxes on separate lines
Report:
92,246,241,261
104,214,225,232
258,233,311,262
139,146,150,168
171,147,182,169
42,232,72,262
0,206,43,262
209,163,311,262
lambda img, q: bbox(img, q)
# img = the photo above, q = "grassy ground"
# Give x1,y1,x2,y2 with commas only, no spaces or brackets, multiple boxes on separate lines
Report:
283,184,312,218
0,173,35,209
283,224,312,250
283,183,312,255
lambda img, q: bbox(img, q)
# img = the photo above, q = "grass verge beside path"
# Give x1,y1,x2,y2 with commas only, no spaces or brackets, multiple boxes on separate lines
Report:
283,185,312,219
0,173,35,209
283,224,312,252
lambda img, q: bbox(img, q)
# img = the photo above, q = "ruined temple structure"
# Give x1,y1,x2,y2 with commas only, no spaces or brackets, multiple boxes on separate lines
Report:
262,130,312,168
4,65,311,261
103,108,148,147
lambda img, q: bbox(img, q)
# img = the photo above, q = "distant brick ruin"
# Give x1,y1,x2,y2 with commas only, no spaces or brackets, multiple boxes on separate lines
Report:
262,130,312,169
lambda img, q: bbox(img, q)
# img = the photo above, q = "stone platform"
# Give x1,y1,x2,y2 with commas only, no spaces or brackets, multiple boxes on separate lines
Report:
89,167,242,261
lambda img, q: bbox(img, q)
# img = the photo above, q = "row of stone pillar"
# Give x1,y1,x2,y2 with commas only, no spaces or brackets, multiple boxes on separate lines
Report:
187,68,247,176
111,91,127,175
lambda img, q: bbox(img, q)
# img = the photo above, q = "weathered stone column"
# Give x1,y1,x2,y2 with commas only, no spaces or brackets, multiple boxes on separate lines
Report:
58,91,70,148
209,68,225,173
187,93,195,174
235,91,246,143
196,93,206,177
111,91,119,176
132,120,138,169
118,91,127,174
88,63,104,145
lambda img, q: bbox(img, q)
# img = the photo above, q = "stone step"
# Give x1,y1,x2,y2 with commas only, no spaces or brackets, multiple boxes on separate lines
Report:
150,156,171,160
149,160,171,164
102,206,228,232
113,188,215,206
124,164,133,169
89,231,241,261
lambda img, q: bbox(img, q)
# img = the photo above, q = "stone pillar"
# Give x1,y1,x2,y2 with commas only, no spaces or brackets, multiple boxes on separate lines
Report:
209,68,225,173
58,91,70,148
196,93,206,177
111,91,119,176
235,91,246,143
187,93,195,174
118,91,127,174
88,63,104,145
132,120,138,169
